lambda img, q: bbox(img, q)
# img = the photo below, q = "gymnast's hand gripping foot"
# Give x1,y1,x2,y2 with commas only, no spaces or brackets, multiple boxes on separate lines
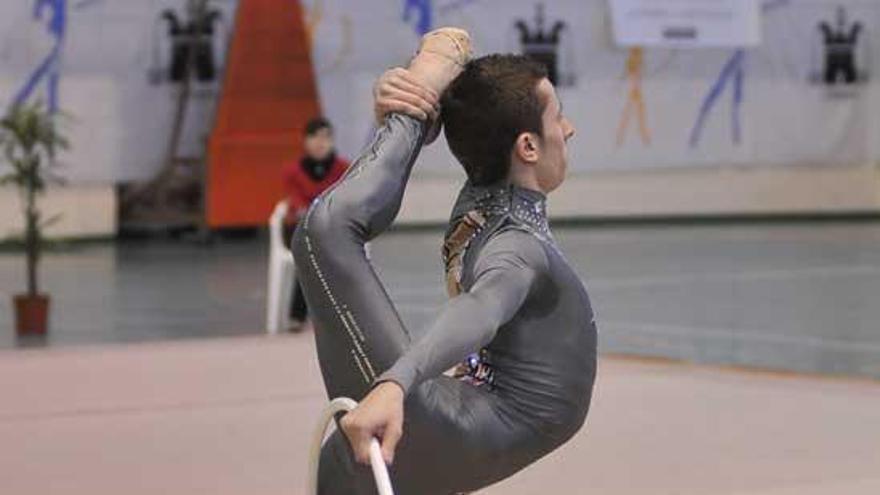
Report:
292,27,597,495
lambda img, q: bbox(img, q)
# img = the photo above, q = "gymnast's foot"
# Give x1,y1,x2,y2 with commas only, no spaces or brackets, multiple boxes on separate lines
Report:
409,27,472,96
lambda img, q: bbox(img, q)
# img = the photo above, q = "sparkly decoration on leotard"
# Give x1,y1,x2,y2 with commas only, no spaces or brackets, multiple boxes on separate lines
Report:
453,349,495,388
443,182,556,389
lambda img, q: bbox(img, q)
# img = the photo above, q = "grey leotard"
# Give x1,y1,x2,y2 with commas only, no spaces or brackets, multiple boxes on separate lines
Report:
291,114,597,495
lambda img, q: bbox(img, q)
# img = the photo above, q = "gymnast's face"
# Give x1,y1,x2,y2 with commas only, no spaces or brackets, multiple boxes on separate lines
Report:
515,79,575,194
536,79,575,193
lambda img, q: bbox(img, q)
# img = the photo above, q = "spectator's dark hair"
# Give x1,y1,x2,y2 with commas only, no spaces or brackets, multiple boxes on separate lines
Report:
441,54,548,186
305,117,333,136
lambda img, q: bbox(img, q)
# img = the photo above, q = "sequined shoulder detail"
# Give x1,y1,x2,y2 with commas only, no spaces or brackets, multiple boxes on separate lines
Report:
443,209,486,297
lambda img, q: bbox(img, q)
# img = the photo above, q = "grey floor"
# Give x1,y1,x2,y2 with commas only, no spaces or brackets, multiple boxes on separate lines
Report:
1,222,879,379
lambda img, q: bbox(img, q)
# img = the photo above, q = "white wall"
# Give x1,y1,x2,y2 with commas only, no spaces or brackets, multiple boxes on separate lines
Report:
0,185,116,240
0,1,238,184
0,0,237,238
396,164,880,224
311,0,880,223
2,0,880,240
310,0,880,172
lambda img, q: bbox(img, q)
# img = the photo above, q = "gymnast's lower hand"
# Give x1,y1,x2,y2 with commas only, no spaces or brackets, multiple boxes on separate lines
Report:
340,381,405,465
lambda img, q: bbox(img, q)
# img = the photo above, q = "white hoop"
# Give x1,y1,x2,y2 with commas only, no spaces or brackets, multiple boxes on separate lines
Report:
308,397,395,495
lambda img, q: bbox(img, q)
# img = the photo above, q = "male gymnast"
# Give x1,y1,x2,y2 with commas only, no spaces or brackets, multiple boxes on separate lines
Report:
292,27,597,494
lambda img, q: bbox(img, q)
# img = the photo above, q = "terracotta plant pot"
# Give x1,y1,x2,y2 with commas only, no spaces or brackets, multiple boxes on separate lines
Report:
13,294,50,336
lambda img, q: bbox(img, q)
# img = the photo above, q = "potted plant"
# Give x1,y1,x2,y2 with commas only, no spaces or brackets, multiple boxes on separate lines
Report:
0,102,68,336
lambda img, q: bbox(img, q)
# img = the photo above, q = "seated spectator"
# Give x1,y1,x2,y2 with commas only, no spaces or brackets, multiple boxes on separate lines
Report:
282,117,350,330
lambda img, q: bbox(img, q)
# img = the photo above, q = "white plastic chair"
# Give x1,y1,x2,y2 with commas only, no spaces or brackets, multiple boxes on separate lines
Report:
266,200,373,334
266,200,295,334
309,397,395,495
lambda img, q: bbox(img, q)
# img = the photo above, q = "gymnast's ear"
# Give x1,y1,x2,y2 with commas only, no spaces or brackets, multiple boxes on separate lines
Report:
512,132,541,166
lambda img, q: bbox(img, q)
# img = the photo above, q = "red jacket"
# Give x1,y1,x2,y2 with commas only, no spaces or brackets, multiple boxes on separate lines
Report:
283,156,349,222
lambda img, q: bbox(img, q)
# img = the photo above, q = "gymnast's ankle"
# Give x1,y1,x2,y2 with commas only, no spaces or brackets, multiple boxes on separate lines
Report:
408,27,472,95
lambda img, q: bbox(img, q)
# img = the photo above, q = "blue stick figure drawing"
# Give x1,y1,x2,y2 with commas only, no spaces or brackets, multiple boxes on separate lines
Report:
12,0,66,113
688,0,789,148
689,49,745,147
10,0,98,113
403,0,433,36
401,0,479,36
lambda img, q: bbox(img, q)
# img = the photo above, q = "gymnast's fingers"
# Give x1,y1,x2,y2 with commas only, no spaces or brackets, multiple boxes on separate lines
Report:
387,73,439,106
377,99,429,121
380,87,436,119
381,421,403,465
340,414,373,464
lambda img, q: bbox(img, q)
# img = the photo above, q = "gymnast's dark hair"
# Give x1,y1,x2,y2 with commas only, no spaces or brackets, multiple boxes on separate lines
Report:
441,54,548,186
304,116,333,136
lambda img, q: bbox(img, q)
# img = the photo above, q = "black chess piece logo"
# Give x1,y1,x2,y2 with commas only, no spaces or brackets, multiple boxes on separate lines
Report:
160,0,223,83
515,4,566,85
818,6,864,85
